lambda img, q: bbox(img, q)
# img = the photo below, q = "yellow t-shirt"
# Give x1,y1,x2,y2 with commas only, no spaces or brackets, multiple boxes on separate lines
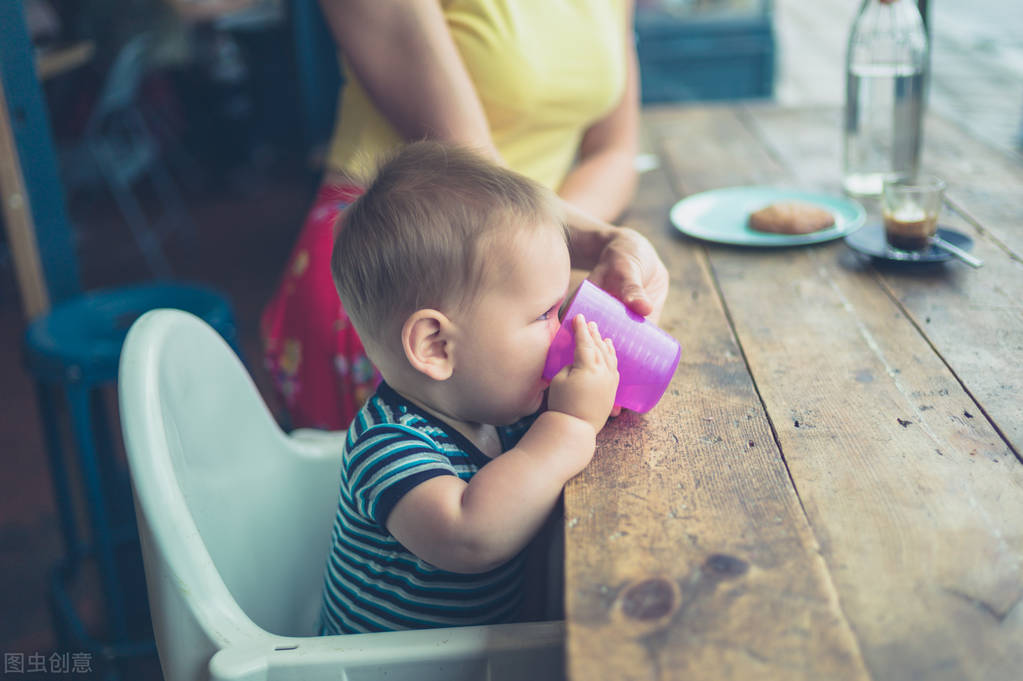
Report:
326,0,627,191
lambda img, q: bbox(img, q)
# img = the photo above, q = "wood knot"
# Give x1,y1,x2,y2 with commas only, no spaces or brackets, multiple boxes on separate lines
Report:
621,578,677,621
704,553,749,578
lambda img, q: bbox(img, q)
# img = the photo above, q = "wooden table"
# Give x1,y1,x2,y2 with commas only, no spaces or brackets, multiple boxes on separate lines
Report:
564,102,1023,681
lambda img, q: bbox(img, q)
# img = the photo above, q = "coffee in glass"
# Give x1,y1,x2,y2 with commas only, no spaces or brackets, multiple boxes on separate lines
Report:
881,175,945,251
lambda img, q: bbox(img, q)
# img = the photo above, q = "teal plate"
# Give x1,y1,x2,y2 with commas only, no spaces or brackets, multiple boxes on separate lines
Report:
669,187,867,247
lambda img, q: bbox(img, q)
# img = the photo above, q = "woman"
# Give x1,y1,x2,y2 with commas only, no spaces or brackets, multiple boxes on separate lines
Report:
262,0,669,430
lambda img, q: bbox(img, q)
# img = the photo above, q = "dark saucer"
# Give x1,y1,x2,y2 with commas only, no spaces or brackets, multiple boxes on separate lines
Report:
844,224,974,264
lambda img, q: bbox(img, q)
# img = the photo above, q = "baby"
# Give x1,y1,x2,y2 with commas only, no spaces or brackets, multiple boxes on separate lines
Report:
320,140,619,634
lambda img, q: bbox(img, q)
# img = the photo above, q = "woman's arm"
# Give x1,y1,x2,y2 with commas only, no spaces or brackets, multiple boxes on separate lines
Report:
322,0,667,320
556,0,641,223
553,2,667,322
318,0,498,159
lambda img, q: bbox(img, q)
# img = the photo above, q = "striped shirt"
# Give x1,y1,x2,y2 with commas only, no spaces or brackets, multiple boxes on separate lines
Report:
319,381,536,634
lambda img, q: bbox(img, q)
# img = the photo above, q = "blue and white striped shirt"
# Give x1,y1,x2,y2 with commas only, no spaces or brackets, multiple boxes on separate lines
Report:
319,381,536,634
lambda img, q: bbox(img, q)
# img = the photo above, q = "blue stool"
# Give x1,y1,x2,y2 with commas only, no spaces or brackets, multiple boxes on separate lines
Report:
24,282,238,666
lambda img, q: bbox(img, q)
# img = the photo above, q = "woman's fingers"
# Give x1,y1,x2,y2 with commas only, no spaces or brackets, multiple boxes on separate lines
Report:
588,228,669,323
590,256,646,315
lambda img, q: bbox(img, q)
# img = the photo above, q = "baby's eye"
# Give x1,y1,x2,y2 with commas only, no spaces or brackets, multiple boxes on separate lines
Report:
537,306,558,322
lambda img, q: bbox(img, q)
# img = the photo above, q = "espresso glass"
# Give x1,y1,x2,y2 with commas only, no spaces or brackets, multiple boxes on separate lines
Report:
881,175,946,251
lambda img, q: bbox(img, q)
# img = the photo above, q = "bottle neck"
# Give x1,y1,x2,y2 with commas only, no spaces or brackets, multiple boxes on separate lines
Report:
848,0,929,68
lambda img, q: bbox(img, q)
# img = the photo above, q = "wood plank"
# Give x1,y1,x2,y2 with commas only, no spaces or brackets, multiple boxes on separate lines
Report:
0,73,50,318
656,105,1023,680
563,108,870,681
865,206,1023,452
742,105,1023,453
0,2,81,308
928,1,1023,155
919,113,1023,258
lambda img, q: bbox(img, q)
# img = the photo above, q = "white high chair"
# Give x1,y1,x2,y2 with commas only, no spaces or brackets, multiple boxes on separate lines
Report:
118,309,565,681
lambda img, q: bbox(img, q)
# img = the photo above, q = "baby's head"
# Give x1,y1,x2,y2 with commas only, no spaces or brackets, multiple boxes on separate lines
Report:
332,141,571,424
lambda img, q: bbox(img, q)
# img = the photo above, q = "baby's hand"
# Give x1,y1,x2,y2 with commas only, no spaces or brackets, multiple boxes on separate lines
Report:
547,314,619,433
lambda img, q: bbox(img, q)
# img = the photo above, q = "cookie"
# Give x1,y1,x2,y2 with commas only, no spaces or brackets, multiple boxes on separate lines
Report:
748,202,835,235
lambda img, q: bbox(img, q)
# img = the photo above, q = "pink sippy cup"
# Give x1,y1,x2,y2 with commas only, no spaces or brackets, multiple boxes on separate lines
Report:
542,279,681,413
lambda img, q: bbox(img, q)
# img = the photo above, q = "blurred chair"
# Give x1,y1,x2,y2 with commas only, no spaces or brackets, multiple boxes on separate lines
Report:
63,32,194,278
4,6,240,674
24,284,239,671
117,308,565,681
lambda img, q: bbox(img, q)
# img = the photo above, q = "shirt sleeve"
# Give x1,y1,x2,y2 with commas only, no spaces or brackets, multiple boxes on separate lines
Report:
344,424,457,530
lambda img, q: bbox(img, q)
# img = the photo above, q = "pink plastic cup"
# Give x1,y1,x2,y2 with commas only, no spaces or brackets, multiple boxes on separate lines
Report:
542,279,681,413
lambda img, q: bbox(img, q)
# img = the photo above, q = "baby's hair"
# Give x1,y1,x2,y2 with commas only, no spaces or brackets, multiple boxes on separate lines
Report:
331,140,566,350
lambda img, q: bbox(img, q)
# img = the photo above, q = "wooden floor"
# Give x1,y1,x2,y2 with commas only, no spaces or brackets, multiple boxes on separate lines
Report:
1,2,1020,677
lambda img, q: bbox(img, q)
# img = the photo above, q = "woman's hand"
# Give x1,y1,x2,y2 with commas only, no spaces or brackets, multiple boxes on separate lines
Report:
560,205,669,417
588,227,669,324
560,200,669,325
588,226,669,418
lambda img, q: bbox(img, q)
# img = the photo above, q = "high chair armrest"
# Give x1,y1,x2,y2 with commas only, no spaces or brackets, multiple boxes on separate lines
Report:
209,620,565,681
287,428,347,462
289,428,346,444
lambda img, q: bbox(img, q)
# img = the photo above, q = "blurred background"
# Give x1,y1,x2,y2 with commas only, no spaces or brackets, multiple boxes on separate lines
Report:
1,0,1021,678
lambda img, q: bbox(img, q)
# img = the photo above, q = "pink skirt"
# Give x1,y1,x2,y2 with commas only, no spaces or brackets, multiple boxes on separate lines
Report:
260,183,380,430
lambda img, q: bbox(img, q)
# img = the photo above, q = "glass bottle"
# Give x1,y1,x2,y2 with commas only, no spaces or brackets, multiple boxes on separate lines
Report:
842,0,929,197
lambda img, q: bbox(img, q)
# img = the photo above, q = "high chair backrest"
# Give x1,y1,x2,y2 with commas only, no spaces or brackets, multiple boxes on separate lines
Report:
120,309,565,681
119,309,344,679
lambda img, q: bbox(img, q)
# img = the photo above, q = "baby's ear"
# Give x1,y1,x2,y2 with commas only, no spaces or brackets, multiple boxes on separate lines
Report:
402,309,454,381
